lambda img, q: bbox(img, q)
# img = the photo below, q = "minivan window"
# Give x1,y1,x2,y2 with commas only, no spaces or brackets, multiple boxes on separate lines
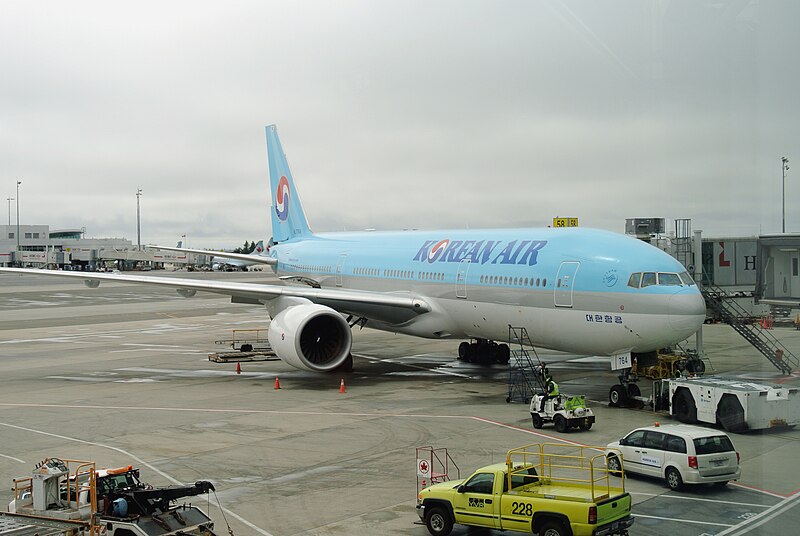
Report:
693,436,735,454
623,430,646,447
665,435,687,453
644,431,666,449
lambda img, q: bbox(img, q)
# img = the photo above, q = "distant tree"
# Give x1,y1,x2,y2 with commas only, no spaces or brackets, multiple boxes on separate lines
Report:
233,240,256,254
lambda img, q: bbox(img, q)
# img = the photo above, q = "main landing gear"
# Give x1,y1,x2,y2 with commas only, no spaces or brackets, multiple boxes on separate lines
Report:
609,369,645,409
458,339,511,365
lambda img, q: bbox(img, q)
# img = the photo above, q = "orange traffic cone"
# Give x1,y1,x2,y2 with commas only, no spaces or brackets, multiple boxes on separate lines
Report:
339,378,346,393
236,362,241,375
274,376,281,390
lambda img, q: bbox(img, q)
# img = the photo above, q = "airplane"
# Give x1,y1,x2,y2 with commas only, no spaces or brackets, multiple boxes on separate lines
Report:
155,240,271,271
0,125,706,401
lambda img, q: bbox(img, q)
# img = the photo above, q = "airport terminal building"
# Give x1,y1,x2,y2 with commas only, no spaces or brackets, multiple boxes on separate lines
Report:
0,224,200,269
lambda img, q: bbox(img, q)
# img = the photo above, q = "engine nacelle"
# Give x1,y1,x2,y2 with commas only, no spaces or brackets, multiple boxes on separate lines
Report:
268,303,352,372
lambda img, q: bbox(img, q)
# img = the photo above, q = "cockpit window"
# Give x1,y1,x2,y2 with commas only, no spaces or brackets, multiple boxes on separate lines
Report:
629,271,695,289
657,273,682,286
641,272,657,287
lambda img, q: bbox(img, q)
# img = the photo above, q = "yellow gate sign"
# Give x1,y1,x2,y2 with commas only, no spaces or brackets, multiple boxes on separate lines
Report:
552,217,579,228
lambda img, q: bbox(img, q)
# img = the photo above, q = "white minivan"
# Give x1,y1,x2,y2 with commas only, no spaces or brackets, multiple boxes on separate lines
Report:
605,424,741,491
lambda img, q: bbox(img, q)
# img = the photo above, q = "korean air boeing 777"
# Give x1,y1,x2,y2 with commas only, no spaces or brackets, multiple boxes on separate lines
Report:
0,125,705,397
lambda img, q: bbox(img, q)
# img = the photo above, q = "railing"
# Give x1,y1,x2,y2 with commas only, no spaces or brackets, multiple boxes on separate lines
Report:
506,443,624,503
702,281,798,374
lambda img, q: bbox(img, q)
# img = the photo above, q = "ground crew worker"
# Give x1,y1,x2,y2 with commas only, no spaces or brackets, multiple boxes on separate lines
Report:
540,376,559,412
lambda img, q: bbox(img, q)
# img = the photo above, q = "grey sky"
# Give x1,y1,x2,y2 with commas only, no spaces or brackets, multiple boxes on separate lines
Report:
1,1,797,248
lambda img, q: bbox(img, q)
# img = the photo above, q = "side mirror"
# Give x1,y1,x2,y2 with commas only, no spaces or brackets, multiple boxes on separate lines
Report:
619,438,626,446
457,485,466,493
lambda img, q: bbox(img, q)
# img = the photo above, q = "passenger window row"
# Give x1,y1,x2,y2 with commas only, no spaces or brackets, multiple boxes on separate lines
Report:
479,275,547,288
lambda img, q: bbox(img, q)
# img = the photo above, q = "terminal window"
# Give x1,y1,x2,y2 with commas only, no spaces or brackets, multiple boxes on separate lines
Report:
7,233,12,239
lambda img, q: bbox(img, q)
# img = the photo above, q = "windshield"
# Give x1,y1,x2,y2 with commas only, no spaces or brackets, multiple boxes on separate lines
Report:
693,436,735,454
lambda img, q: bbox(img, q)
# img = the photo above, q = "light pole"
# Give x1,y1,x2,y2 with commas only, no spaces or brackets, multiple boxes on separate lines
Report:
782,157,789,233
6,197,12,226
15,180,21,258
136,188,142,250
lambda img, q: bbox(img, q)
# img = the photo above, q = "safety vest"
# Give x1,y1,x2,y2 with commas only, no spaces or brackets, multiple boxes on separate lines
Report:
548,380,559,396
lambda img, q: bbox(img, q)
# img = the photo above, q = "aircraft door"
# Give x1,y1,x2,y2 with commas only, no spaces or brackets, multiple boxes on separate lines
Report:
456,259,470,298
792,254,799,297
336,254,347,287
554,261,580,307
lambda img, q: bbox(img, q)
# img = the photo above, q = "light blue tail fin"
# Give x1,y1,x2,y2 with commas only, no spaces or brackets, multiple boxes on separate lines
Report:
253,240,265,255
266,125,312,242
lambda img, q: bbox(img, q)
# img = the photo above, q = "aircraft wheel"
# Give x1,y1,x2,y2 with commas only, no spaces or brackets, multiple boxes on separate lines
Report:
627,383,644,408
458,342,470,361
609,385,628,407
497,344,510,364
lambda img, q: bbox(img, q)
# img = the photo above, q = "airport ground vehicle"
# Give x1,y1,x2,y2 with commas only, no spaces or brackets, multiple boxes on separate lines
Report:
529,393,595,432
2,457,222,535
416,443,633,536
660,376,800,432
605,424,740,491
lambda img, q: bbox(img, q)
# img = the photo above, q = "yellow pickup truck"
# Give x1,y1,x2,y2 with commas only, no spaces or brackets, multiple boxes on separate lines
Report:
416,443,633,536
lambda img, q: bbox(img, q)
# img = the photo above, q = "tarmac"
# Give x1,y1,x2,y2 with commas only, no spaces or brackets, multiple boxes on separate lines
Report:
1,270,799,536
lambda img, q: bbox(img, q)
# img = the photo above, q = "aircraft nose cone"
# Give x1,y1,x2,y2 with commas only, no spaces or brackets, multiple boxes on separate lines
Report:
668,288,706,336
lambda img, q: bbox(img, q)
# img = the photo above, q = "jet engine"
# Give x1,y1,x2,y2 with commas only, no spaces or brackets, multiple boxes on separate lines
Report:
268,303,352,372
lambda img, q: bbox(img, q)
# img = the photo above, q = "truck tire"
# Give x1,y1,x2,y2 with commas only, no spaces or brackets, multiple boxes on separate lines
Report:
424,506,453,536
539,520,568,536
532,413,544,429
717,395,747,433
672,389,697,423
554,414,568,433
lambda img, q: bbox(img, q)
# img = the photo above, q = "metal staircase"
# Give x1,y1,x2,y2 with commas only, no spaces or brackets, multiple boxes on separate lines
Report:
506,326,548,403
702,282,798,374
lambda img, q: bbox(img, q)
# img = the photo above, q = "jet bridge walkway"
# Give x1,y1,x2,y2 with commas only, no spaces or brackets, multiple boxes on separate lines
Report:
702,281,798,374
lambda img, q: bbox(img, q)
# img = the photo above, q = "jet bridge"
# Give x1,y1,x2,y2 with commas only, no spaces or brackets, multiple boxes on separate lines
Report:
754,233,800,309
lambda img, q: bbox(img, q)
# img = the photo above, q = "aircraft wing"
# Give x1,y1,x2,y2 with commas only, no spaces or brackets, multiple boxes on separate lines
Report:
0,267,430,323
147,245,278,266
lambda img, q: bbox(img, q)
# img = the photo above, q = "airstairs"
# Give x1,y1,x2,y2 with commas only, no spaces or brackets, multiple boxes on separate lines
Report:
506,326,548,403
702,281,798,374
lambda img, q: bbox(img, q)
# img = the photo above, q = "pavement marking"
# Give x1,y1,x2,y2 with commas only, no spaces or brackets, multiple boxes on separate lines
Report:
716,491,800,536
0,452,26,463
355,354,474,378
0,420,275,536
632,513,733,527
629,491,772,508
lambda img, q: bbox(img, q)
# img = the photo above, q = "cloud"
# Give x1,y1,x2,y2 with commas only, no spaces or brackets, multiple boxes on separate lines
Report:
0,0,797,247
